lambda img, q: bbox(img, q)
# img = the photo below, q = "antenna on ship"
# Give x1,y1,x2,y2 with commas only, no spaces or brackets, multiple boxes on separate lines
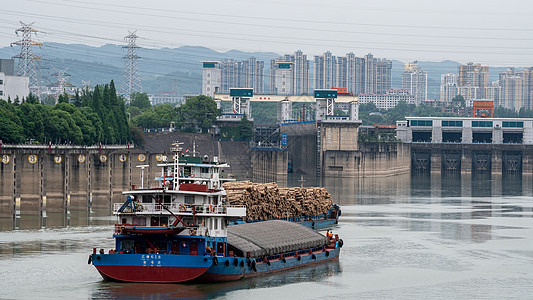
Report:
171,141,184,154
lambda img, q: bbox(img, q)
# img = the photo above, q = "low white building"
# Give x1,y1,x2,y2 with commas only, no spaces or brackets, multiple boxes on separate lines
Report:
0,72,29,101
397,117,533,144
359,90,415,109
148,93,182,106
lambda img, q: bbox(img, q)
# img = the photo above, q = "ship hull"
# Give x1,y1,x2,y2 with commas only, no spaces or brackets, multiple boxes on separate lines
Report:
198,247,341,282
91,247,340,283
91,253,212,283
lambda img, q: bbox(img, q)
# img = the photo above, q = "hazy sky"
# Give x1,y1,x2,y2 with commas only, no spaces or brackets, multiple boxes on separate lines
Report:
2,0,533,66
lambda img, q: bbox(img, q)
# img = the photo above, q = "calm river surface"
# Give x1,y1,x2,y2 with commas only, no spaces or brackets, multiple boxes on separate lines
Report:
1,173,533,299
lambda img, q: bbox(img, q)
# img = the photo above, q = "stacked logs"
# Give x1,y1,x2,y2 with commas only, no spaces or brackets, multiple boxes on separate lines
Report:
223,181,333,221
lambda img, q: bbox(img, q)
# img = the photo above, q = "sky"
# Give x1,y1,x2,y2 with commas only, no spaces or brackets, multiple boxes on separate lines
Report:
1,0,533,66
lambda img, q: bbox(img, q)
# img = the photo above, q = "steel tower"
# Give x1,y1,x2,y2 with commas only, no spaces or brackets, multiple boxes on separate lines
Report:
50,69,73,96
122,31,142,102
11,22,42,94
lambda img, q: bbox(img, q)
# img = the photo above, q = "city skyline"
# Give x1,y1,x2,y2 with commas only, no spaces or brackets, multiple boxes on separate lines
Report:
1,0,532,67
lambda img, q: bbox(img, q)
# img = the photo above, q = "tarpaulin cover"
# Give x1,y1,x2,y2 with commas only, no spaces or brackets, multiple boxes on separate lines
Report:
227,220,328,258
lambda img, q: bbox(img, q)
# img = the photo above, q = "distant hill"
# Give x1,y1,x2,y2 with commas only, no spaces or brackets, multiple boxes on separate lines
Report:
0,43,521,98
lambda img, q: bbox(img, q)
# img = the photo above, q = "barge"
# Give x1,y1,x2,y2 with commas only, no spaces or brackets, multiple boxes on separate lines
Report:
88,142,342,283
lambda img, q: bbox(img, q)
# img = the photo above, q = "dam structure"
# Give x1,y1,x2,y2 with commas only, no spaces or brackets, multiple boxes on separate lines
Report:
397,117,533,174
216,89,410,179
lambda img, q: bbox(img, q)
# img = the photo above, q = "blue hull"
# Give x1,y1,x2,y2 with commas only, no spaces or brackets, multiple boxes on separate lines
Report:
91,247,341,283
198,247,341,282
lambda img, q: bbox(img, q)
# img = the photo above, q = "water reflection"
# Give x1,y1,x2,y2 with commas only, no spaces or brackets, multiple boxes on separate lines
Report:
502,173,523,196
315,172,532,245
91,261,341,299
0,209,114,231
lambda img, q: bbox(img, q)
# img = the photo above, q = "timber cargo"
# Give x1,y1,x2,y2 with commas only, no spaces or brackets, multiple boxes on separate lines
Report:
224,181,340,228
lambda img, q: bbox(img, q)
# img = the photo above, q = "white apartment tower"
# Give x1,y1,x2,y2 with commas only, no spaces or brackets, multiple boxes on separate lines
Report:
440,73,459,103
270,50,310,95
401,61,427,105
270,61,293,95
314,51,337,90
202,61,221,97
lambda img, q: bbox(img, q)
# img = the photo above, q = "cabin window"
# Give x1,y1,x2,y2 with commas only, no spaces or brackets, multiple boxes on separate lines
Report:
132,217,146,226
214,218,219,230
151,217,160,226
200,167,209,174
184,167,192,177
121,240,134,252
142,195,152,203
185,195,195,204
160,217,169,226
155,241,168,253
164,195,171,204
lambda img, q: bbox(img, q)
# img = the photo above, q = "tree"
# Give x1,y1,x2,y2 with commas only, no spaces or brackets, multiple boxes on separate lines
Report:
177,95,219,132
130,92,151,111
25,92,39,104
238,115,254,141
73,89,82,107
58,92,69,104
130,124,145,149
451,95,465,107
43,95,56,106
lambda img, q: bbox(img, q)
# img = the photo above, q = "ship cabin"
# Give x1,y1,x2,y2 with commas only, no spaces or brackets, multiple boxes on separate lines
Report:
111,155,246,257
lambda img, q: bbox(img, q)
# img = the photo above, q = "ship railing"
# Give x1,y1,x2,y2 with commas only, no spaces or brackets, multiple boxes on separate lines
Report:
114,203,246,216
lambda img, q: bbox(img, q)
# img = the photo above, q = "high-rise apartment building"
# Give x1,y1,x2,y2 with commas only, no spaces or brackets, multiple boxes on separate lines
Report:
363,53,376,94
291,50,310,95
522,68,533,110
202,58,264,96
220,59,239,94
344,52,365,95
402,62,427,105
498,68,533,111
485,82,501,107
314,51,337,90
270,50,309,95
313,52,390,96
361,53,392,94
375,57,392,94
440,73,459,103
239,57,264,94
459,62,489,99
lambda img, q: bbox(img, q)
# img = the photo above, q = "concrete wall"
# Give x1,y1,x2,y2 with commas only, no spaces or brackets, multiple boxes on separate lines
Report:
321,123,358,151
17,152,43,216
0,146,134,217
0,139,251,216
322,143,411,178
43,154,66,213
0,153,15,217
250,149,288,185
143,131,251,179
281,122,317,175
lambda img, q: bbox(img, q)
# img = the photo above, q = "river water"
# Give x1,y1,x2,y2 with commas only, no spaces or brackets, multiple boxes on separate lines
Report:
1,173,533,299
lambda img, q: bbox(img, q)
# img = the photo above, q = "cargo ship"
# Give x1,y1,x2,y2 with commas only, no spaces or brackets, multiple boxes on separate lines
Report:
88,142,343,283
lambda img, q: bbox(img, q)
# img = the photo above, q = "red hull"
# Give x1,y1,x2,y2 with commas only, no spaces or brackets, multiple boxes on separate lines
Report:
95,265,209,283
